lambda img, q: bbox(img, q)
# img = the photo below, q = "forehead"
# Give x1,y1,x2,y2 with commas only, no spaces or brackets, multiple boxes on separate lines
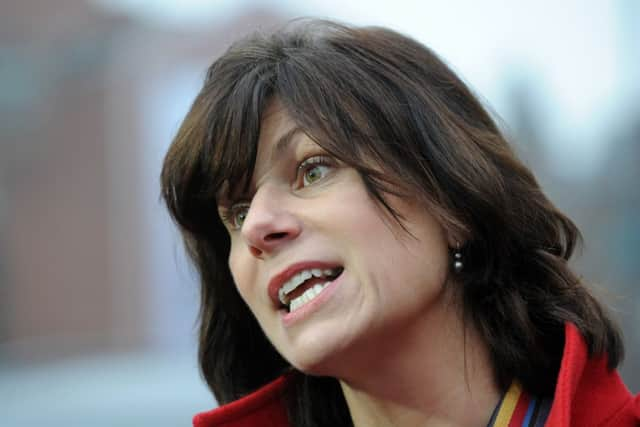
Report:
259,100,294,148
215,100,309,202
253,101,308,174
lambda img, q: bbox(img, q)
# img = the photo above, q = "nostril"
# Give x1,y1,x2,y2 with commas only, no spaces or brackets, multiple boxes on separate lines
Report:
249,246,262,257
264,232,288,241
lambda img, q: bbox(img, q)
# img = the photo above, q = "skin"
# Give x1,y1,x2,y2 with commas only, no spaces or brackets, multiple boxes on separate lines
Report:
219,100,500,426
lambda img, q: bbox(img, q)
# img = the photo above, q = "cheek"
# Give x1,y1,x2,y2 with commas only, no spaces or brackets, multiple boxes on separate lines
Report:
352,197,449,298
227,242,253,302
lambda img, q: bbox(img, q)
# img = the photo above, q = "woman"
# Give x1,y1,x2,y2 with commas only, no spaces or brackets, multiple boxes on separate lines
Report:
161,20,639,427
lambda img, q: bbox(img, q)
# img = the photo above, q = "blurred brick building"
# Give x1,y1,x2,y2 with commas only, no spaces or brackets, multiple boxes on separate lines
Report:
0,0,284,362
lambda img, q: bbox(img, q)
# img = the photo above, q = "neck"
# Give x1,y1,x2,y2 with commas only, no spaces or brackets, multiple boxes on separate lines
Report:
337,295,500,427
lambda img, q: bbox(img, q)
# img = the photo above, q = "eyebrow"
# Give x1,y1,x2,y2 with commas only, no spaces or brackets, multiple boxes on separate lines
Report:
215,126,306,204
270,126,305,164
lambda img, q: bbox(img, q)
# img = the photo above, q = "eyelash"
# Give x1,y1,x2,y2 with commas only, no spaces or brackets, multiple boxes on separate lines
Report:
220,154,336,230
297,154,334,187
220,202,250,230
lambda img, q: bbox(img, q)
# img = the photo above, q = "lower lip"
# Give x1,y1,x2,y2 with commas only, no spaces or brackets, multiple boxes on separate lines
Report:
280,272,344,327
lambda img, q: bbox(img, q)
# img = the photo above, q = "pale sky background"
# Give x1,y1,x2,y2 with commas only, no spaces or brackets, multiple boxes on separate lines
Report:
3,2,638,425
91,0,640,175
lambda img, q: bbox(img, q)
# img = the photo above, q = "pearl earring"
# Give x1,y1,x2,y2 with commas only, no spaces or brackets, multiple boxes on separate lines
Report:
453,242,463,273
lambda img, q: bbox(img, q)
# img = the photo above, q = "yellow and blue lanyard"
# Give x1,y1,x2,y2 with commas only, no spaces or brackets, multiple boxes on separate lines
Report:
487,381,552,427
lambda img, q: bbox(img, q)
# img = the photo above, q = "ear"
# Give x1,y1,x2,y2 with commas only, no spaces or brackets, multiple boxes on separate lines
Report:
445,230,467,249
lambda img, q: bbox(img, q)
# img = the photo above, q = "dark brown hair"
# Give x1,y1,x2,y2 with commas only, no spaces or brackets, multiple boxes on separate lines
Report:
160,19,623,427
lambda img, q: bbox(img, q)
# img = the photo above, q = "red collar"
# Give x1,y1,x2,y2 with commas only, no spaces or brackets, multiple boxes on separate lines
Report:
193,323,639,426
193,373,292,427
545,323,639,426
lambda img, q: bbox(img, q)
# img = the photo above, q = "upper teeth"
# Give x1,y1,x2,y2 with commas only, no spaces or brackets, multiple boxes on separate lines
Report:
278,268,340,305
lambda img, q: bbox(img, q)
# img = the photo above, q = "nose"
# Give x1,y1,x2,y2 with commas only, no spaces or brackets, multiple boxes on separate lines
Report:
241,186,302,258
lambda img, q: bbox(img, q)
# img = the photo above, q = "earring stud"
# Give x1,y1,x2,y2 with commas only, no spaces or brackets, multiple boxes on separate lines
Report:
453,242,463,273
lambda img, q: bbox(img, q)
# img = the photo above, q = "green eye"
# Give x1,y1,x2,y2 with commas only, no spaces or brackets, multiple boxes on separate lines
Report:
222,203,249,230
300,156,333,187
233,206,248,228
303,165,329,186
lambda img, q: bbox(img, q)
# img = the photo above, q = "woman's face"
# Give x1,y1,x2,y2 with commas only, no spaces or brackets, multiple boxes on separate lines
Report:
219,102,454,375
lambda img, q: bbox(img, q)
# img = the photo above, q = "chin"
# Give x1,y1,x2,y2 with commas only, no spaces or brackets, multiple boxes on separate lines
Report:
284,336,358,378
285,346,337,376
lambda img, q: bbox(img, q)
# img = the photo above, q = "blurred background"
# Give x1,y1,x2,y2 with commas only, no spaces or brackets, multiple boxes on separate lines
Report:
1,0,638,425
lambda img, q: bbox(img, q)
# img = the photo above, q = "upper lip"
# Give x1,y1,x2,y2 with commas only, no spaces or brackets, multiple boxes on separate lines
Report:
267,261,342,308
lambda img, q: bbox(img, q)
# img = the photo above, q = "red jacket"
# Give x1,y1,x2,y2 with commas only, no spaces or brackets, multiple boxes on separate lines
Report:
193,323,640,426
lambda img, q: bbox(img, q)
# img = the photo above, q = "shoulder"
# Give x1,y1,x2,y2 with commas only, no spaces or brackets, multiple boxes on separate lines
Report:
191,323,640,427
547,323,640,426
192,374,293,427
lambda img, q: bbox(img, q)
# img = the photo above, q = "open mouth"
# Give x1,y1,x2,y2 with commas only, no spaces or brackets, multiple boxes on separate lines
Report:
279,266,344,313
